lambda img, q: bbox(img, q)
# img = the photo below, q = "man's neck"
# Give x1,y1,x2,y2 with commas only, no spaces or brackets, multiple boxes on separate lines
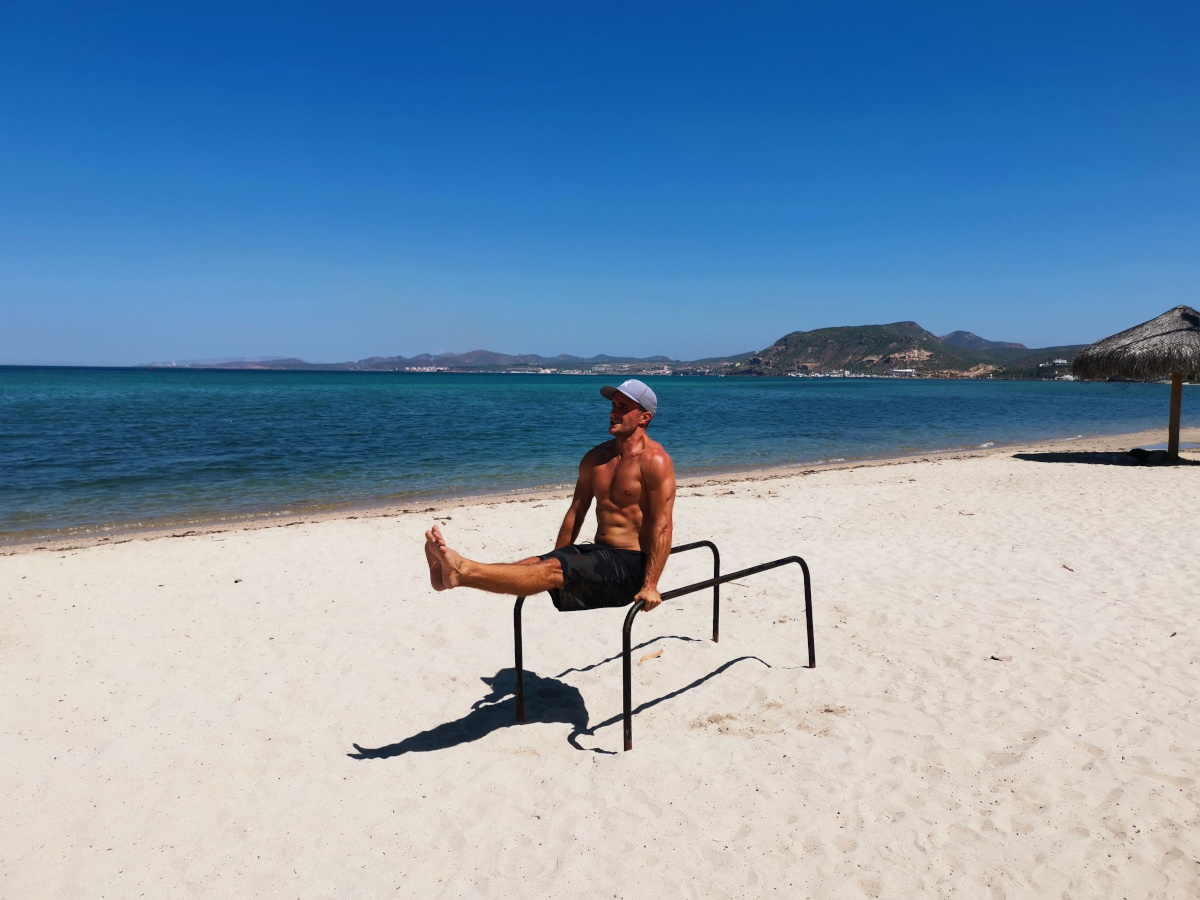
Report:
614,428,647,455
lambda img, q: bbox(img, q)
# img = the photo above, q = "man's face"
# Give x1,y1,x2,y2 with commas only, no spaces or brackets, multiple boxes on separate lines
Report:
608,391,651,436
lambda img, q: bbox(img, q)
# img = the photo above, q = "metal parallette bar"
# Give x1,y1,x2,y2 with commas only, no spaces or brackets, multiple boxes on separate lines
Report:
799,557,815,670
513,596,526,724
622,600,644,751
1169,371,1184,460
621,554,813,751
710,544,721,642
515,541,720,730
664,540,722,642
670,540,720,557
512,543,814,753
662,556,814,668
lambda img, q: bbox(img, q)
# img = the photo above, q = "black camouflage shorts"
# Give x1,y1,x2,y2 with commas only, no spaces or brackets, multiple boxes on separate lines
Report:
537,543,647,612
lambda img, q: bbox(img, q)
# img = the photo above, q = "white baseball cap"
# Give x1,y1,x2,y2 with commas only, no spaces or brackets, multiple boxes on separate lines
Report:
600,379,657,415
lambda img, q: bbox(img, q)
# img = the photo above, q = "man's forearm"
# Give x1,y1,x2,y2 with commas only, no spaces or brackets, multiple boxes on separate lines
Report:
641,523,673,589
554,518,573,549
555,508,584,549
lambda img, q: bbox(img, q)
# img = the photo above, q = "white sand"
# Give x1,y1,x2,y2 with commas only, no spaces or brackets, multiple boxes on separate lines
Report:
3,431,1199,898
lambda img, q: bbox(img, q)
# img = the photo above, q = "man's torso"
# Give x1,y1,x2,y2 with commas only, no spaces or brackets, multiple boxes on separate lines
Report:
587,437,668,551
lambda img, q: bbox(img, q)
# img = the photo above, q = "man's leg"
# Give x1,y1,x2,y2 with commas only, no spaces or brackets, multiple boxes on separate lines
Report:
425,525,565,595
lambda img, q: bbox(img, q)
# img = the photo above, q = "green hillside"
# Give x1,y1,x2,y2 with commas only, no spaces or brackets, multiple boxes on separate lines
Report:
731,323,1087,377
733,322,980,375
953,345,1037,365
999,345,1088,377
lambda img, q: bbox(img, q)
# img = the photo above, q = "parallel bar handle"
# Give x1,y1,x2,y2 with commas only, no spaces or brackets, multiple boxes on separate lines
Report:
661,556,805,602
671,540,718,555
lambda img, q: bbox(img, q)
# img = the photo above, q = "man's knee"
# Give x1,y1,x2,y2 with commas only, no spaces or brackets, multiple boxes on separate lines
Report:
516,556,566,592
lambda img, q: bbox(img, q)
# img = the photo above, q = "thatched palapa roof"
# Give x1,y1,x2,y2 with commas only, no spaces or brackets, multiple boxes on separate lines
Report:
1073,305,1200,380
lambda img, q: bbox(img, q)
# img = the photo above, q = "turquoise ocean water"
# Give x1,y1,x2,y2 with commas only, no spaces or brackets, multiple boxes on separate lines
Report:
1,367,1194,542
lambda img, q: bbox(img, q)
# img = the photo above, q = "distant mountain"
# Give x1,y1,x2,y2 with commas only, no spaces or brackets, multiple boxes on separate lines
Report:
351,350,674,369
733,322,1085,376
150,356,293,367
735,322,979,375
939,331,1027,351
168,350,678,370
190,357,345,370
148,330,1087,377
685,350,758,366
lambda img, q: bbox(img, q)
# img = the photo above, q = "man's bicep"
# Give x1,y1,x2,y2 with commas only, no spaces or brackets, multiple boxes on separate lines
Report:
572,455,596,505
646,454,676,516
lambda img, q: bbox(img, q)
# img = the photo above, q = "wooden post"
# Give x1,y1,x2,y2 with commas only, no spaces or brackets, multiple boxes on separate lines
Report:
1168,371,1183,460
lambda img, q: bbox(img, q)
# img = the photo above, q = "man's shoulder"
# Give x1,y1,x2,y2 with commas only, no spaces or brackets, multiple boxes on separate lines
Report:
581,440,618,463
640,438,675,473
643,436,672,461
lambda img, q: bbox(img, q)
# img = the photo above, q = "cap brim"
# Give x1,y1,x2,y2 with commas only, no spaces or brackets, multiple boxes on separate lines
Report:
599,385,618,400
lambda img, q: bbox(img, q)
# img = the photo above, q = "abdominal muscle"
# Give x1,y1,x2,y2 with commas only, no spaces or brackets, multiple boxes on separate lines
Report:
589,450,650,552
592,498,646,551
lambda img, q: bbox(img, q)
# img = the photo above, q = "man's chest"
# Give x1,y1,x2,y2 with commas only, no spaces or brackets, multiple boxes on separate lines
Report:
593,457,644,505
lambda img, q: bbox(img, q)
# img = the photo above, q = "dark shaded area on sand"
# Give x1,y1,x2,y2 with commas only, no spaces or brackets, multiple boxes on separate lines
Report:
1014,450,1200,466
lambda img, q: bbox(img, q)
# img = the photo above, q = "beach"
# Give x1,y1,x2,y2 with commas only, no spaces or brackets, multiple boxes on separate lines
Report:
2,428,1198,898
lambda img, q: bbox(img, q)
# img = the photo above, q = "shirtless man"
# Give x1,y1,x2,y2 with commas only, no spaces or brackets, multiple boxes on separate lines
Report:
425,379,676,611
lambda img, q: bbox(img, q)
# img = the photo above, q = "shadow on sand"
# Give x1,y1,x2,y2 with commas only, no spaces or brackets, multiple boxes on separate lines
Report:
1013,451,1200,466
348,636,772,758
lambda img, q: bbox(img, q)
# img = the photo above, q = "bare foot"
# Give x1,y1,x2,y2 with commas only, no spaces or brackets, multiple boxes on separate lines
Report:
431,524,466,590
423,528,445,591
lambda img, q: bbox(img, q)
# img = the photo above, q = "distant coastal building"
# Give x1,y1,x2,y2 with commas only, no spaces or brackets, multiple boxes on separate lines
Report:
890,369,916,377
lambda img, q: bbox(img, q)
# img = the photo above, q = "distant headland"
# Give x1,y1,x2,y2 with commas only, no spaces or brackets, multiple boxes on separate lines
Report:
150,322,1087,379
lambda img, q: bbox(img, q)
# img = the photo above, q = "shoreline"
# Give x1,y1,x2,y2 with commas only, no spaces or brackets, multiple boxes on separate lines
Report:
6,424,1195,556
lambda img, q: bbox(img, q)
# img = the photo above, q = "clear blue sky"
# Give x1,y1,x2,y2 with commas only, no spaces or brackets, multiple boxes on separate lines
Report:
3,1,1197,365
